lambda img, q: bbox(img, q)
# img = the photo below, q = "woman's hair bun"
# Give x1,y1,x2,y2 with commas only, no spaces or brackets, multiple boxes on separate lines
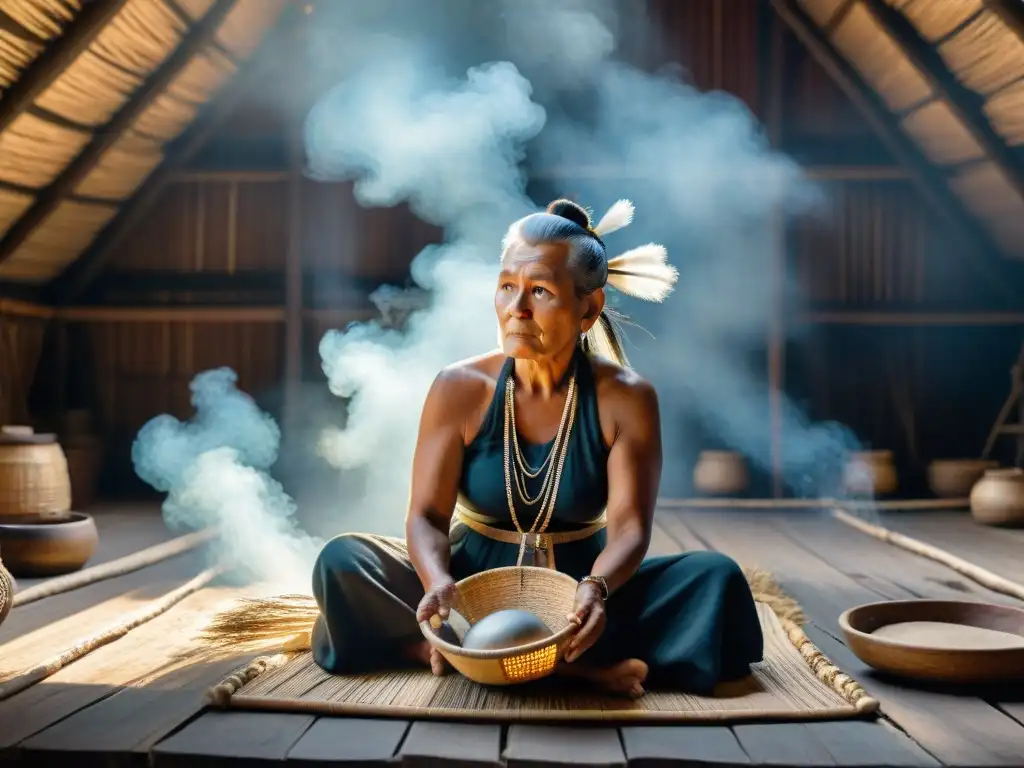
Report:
546,199,591,231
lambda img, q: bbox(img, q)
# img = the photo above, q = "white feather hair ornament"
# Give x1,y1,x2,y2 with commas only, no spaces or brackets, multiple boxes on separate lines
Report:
606,244,679,303
591,199,634,238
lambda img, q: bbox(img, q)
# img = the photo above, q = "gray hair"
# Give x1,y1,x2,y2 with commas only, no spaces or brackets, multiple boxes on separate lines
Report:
502,205,608,295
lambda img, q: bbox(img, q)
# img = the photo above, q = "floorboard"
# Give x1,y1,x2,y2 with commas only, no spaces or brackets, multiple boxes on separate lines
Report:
878,511,1024,585
620,726,750,767
775,513,1020,607
672,510,1024,767
286,718,409,766
504,725,627,768
732,723,837,766
150,711,316,768
399,721,503,768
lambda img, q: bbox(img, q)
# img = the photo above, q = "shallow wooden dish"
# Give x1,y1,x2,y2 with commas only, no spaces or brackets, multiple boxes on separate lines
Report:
840,599,1024,684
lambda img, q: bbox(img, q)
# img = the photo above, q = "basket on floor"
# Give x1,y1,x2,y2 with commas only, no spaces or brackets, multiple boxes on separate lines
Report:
419,566,579,686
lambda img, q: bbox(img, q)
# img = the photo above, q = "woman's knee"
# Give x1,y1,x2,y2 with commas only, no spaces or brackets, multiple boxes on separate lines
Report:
677,550,746,586
312,534,376,592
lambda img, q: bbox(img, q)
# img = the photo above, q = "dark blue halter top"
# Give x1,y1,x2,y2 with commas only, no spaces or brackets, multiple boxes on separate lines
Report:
458,347,610,532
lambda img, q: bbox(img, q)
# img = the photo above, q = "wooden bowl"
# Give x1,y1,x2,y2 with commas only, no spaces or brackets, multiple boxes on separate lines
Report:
839,599,1024,684
419,566,579,686
0,512,99,578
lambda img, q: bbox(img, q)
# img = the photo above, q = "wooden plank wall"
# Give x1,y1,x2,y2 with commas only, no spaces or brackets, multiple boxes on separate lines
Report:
3,0,1022,499
0,308,48,427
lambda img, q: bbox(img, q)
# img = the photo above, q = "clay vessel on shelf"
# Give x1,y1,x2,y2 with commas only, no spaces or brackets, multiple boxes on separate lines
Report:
842,450,897,497
928,459,999,499
970,468,1024,528
693,450,749,496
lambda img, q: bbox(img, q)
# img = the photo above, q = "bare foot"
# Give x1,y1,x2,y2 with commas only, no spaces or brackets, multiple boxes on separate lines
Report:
402,641,450,676
556,658,649,698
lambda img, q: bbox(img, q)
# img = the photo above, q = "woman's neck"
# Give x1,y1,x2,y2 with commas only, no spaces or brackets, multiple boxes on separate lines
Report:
512,345,577,398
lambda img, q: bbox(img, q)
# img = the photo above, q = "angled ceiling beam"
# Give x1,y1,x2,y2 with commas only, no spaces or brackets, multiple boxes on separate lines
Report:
862,0,1024,198
0,0,240,267
984,0,1024,43
0,0,128,135
769,0,1005,261
48,4,302,304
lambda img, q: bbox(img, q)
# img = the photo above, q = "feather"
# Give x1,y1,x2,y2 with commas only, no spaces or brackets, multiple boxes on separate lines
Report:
592,199,634,237
606,243,678,302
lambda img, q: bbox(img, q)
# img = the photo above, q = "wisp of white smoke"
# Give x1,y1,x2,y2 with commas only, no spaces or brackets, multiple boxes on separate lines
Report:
132,368,321,591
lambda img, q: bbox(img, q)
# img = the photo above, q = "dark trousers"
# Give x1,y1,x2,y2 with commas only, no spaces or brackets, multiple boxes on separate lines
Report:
310,523,764,695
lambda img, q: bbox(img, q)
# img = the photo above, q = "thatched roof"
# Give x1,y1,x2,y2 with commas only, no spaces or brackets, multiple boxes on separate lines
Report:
776,0,1024,259
0,0,288,286
0,0,1021,301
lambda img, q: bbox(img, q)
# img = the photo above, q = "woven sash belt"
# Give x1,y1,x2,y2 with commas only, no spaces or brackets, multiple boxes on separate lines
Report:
452,495,606,570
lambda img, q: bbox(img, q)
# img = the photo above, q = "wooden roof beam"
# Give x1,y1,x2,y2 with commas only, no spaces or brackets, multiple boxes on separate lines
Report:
48,4,303,304
0,0,128,135
0,0,240,268
861,0,1024,198
984,0,1024,44
770,0,1008,265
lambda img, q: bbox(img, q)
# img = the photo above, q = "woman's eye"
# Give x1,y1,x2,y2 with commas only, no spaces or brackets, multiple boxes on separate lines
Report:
501,283,514,291
532,286,547,297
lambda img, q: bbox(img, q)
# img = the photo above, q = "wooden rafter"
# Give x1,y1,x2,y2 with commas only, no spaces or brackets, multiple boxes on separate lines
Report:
0,0,128,135
862,0,1024,198
770,0,1007,262
984,0,1024,43
0,0,240,267
48,5,302,304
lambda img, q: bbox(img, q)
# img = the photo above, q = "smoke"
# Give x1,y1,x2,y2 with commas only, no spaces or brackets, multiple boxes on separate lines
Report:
307,0,863,523
132,368,321,591
132,0,872,587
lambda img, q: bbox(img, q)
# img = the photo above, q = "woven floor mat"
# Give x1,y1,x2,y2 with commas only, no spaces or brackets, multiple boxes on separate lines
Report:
211,572,879,723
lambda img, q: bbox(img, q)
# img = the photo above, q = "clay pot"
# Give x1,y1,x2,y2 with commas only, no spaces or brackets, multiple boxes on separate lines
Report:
0,512,99,577
843,450,898,497
928,459,1000,498
0,426,73,521
693,450,749,495
970,468,1024,528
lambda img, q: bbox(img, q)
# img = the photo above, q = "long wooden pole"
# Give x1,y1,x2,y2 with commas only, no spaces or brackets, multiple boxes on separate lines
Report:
764,10,786,498
282,9,309,434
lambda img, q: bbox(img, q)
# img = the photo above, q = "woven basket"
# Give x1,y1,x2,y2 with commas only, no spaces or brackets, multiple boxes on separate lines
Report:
0,555,12,627
419,566,579,686
0,428,72,521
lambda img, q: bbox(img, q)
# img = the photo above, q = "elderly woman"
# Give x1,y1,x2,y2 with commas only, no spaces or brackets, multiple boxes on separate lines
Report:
306,199,763,697
205,199,763,697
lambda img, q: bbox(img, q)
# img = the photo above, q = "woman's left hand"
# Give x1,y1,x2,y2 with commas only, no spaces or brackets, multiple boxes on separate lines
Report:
564,580,606,662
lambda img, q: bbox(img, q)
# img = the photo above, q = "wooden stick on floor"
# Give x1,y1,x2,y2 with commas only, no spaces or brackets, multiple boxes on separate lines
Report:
658,497,969,511
11,528,218,608
831,508,1024,602
0,565,224,702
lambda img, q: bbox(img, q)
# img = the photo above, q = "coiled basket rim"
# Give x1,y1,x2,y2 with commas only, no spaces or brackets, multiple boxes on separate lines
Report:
418,565,579,660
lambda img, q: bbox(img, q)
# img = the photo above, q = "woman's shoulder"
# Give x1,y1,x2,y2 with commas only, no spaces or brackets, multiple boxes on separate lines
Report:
587,354,660,419
423,350,505,418
434,350,505,391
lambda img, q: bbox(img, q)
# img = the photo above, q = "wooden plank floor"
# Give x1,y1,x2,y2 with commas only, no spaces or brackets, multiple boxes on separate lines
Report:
1,505,1023,767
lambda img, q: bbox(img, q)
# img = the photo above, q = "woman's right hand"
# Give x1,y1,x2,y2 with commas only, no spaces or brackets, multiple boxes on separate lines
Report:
416,578,456,677
416,578,456,625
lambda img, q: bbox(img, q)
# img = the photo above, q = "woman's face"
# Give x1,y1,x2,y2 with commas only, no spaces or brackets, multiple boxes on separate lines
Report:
495,240,603,360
